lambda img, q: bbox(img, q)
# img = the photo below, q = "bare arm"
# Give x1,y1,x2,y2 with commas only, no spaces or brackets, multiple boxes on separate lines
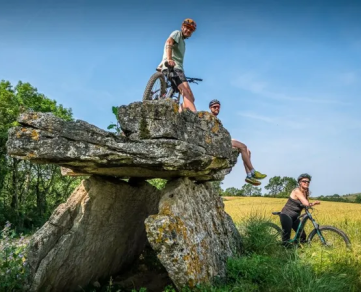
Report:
165,37,175,66
294,189,321,207
294,189,310,206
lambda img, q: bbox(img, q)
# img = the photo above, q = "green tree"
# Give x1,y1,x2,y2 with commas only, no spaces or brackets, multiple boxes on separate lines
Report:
241,184,262,197
0,80,80,231
277,176,297,198
212,181,224,196
264,176,297,197
223,187,244,197
355,195,361,204
264,176,283,197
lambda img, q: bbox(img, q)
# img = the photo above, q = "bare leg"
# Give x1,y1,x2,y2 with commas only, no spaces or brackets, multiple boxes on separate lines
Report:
177,82,197,112
231,139,254,173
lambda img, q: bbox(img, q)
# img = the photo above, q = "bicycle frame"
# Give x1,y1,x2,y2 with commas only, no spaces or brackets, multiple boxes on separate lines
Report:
162,63,202,104
290,207,327,245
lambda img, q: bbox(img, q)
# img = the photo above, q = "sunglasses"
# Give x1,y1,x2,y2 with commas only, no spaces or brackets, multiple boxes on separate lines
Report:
211,105,220,109
301,180,310,184
183,25,196,32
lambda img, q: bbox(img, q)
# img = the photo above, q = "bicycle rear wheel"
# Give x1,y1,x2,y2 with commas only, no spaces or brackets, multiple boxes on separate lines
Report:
307,225,352,249
143,72,167,101
261,222,283,242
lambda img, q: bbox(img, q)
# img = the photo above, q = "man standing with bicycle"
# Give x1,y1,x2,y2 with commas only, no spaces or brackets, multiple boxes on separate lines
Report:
208,99,267,186
157,18,197,112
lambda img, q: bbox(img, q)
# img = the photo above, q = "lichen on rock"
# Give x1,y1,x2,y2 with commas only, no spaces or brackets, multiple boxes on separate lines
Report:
145,178,242,290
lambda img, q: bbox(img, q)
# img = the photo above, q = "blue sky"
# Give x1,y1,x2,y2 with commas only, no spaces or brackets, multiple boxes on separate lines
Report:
1,0,360,196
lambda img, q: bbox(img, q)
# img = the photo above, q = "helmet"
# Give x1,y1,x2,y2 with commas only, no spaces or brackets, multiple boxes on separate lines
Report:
182,18,197,31
209,99,221,107
297,173,312,182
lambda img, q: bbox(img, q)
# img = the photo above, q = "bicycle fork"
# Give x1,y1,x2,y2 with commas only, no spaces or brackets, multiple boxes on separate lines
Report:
308,213,327,245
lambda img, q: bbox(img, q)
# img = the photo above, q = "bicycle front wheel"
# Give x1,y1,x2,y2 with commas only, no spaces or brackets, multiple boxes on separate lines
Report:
143,72,167,101
307,225,352,249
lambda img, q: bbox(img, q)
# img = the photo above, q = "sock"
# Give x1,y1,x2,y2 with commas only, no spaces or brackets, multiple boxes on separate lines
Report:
251,169,255,175
247,172,252,178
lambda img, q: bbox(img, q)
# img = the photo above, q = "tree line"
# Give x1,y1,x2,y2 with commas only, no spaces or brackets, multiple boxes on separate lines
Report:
0,80,83,232
213,176,298,198
214,177,361,204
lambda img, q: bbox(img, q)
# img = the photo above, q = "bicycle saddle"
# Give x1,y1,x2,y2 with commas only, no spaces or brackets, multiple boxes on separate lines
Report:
272,212,281,215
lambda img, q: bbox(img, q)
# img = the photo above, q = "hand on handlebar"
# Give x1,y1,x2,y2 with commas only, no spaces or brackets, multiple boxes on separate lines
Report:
311,201,321,206
166,60,175,67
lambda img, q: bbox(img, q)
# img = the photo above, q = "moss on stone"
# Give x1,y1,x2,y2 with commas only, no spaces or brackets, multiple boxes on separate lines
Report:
139,106,151,139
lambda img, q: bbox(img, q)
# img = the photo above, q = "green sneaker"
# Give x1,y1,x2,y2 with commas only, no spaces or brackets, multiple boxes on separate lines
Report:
245,177,261,186
253,171,267,180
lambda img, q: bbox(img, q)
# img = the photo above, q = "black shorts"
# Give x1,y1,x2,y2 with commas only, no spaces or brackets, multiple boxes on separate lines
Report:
162,69,187,87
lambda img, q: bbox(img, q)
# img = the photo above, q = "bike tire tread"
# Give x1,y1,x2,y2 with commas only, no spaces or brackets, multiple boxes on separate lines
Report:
143,72,167,101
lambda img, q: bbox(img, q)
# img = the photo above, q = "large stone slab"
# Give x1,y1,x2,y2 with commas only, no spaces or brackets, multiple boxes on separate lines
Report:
118,100,233,157
145,178,242,290
6,101,238,181
27,176,161,292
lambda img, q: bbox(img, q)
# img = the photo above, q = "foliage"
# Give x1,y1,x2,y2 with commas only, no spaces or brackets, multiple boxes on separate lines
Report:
223,186,242,196
316,194,357,203
0,80,83,232
0,221,30,291
355,195,361,203
264,176,297,197
107,106,122,135
211,181,224,196
222,184,261,197
148,178,167,190
241,184,262,197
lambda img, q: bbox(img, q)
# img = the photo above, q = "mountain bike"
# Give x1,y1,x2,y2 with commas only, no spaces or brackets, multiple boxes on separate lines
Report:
264,205,351,249
143,62,202,104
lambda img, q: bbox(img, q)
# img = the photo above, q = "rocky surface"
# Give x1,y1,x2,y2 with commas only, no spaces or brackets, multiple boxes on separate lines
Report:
27,175,161,292
145,178,242,290
7,100,238,181
6,100,243,291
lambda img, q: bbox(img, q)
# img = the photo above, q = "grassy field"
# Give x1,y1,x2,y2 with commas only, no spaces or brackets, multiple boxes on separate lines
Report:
224,196,361,237
221,196,361,292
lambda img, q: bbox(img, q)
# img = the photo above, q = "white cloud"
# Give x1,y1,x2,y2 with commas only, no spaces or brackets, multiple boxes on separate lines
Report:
231,73,352,105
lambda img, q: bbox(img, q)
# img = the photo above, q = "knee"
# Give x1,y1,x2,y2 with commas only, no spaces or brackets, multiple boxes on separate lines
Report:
239,143,247,153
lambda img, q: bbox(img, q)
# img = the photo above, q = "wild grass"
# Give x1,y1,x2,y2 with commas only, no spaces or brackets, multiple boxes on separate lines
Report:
221,197,361,292
3,197,360,291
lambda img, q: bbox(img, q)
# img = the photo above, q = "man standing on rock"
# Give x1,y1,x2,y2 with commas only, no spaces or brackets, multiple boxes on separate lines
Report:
157,18,197,113
208,99,267,186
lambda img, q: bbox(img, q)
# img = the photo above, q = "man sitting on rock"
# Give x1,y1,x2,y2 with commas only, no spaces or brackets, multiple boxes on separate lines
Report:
208,99,267,186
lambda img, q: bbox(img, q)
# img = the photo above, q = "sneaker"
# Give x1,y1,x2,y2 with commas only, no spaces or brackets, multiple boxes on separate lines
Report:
245,177,261,186
253,171,267,180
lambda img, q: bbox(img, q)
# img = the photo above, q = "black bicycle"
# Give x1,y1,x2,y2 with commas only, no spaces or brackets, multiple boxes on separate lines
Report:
265,205,351,249
143,62,202,104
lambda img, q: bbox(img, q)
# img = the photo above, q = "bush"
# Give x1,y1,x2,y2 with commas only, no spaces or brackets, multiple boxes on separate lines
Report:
0,221,30,291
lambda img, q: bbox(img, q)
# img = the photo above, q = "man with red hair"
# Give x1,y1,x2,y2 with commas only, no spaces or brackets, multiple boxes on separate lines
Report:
158,19,198,112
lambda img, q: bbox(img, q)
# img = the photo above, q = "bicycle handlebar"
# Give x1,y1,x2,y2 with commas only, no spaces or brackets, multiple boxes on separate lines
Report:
164,62,203,83
300,204,313,210
164,61,173,69
187,77,203,82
